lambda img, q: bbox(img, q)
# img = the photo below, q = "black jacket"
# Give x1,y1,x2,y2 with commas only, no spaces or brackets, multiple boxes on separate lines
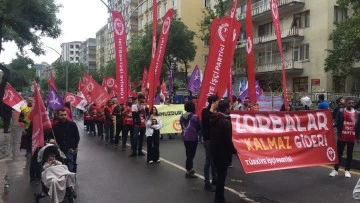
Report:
335,108,360,139
209,112,233,159
112,104,124,126
201,108,212,141
53,121,80,152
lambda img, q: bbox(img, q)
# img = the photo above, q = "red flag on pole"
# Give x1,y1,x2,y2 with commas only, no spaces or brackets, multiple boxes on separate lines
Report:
3,83,26,112
141,68,148,95
29,81,52,154
80,73,110,106
48,71,56,90
270,0,289,109
160,80,168,99
147,9,175,110
229,0,238,19
245,0,257,104
112,10,129,104
64,92,87,111
146,0,158,91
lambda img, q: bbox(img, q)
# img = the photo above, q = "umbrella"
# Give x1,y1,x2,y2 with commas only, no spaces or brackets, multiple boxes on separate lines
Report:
300,96,312,106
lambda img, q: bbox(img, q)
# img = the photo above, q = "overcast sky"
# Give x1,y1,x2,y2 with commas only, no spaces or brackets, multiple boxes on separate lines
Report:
0,0,109,65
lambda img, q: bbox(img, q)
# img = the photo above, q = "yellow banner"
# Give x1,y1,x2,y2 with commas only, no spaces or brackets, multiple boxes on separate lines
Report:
155,104,185,134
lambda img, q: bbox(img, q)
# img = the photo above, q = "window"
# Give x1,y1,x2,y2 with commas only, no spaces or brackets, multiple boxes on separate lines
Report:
172,0,176,9
293,10,310,28
293,77,308,92
293,44,309,61
70,45,74,49
203,55,208,65
75,57,79,61
205,0,211,8
76,51,79,55
89,54,96,59
70,51,74,55
76,45,80,49
258,22,274,37
70,57,74,61
334,6,347,23
203,38,210,46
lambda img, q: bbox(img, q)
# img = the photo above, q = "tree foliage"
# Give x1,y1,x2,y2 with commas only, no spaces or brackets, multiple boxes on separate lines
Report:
90,59,116,84
52,61,86,93
324,0,360,77
0,0,62,55
7,54,36,91
127,17,196,84
198,0,232,41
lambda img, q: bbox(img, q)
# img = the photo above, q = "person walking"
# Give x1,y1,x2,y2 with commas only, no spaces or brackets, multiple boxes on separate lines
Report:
122,100,134,151
52,109,80,173
104,100,115,145
113,98,124,148
145,106,163,163
96,105,105,140
130,95,148,157
180,101,200,178
329,97,360,178
64,101,73,121
201,95,219,192
210,100,233,203
19,97,33,157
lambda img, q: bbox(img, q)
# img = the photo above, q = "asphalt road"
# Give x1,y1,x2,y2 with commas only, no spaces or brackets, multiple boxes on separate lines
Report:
7,121,360,203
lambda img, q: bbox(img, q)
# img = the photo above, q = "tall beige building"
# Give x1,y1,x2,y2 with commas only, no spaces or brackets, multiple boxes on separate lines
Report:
96,24,108,70
235,0,351,93
137,0,210,74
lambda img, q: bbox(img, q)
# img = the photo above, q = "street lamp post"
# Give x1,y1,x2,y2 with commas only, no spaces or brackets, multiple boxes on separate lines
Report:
46,46,69,92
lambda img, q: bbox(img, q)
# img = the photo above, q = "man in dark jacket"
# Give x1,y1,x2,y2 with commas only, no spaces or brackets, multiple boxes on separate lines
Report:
210,100,233,203
53,109,80,173
0,64,11,132
2,104,12,133
112,98,124,148
201,95,219,192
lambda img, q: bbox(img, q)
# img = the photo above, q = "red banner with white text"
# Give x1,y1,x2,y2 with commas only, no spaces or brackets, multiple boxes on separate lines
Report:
112,11,128,104
231,110,338,173
196,16,233,117
270,0,289,109
245,0,257,104
147,9,174,110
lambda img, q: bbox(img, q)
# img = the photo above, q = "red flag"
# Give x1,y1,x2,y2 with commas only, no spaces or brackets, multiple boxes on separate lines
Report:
270,0,289,109
146,0,158,91
80,73,110,106
216,20,241,99
196,16,235,117
102,76,117,90
229,0,238,19
64,92,87,111
3,82,26,112
112,10,129,104
147,9,174,110
29,81,52,154
128,78,137,98
160,80,168,98
245,0,257,104
48,71,56,90
141,68,148,95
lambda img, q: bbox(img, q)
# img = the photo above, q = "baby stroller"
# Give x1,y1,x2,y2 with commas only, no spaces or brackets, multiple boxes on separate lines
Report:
34,144,77,203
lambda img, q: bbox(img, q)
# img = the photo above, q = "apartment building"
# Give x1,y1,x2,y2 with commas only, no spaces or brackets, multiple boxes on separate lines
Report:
106,0,139,61
235,0,351,93
79,38,97,72
137,0,209,74
60,41,82,63
96,24,108,70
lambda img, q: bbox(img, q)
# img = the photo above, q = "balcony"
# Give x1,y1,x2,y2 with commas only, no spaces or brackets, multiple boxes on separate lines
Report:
237,27,304,48
239,0,305,21
256,60,303,73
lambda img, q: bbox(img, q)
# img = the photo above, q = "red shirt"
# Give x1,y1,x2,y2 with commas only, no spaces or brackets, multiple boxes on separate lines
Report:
340,109,356,143
123,106,133,125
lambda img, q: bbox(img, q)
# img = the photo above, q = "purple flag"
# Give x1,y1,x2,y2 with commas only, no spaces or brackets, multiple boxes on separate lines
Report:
239,80,263,102
168,67,173,93
154,93,160,105
187,65,202,94
46,85,64,110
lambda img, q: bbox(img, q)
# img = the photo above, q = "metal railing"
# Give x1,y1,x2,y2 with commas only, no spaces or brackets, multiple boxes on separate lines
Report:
257,60,303,73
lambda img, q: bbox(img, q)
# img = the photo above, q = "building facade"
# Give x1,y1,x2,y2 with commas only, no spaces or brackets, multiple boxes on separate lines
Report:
60,41,82,63
96,24,109,70
234,0,352,93
106,0,139,61
34,63,52,78
137,0,209,75
80,38,97,72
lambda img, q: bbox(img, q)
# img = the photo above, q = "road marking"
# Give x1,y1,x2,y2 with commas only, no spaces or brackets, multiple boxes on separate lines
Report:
137,147,256,202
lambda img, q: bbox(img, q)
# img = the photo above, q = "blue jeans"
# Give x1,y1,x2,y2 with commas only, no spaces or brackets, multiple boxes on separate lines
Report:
203,140,217,184
132,127,145,153
65,151,75,173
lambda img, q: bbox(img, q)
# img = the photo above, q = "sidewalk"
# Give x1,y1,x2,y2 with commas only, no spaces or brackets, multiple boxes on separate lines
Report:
0,123,13,203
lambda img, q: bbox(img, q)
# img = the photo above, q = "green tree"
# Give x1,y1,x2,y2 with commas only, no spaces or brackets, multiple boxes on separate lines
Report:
198,0,232,41
7,53,36,91
324,0,360,80
127,17,197,84
52,61,86,93
90,59,116,84
0,0,62,55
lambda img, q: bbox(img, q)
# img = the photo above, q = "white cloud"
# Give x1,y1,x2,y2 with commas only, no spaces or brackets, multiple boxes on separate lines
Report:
0,0,109,65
